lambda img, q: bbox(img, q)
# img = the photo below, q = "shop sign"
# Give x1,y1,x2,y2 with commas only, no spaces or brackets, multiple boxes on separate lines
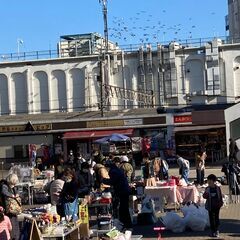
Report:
87,119,124,128
174,115,192,124
124,119,143,126
0,123,52,133
0,125,25,133
34,124,52,131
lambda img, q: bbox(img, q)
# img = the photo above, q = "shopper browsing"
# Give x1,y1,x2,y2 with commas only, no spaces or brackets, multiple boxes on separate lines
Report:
176,155,190,185
203,174,223,238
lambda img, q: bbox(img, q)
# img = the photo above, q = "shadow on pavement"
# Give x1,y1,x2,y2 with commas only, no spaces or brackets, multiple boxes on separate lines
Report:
133,218,240,239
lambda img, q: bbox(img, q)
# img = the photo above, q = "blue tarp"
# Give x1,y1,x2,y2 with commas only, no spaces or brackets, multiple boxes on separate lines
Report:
94,133,130,143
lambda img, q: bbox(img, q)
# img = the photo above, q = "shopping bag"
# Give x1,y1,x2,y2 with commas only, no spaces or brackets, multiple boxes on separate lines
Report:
5,196,22,215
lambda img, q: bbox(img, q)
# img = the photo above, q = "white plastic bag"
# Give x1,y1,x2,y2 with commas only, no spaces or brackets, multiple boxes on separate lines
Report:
186,213,207,231
161,212,186,233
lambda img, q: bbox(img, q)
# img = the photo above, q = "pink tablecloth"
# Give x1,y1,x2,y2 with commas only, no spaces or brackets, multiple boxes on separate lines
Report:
144,186,177,212
177,186,199,204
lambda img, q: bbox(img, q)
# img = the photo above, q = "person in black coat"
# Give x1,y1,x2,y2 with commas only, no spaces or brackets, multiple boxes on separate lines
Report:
58,168,79,220
102,162,132,230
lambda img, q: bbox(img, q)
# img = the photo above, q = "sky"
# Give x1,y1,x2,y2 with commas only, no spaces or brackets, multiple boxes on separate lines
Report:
0,0,228,54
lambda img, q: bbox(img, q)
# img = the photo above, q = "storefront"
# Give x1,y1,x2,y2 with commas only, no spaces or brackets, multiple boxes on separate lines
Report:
174,110,227,161
224,103,240,155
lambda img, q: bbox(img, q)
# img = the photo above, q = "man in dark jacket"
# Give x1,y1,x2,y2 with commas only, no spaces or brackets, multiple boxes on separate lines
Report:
102,162,132,229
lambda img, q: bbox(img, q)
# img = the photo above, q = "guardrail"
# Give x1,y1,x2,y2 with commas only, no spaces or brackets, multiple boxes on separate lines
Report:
0,35,238,63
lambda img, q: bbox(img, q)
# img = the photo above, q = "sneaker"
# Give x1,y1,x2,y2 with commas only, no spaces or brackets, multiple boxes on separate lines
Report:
215,231,220,238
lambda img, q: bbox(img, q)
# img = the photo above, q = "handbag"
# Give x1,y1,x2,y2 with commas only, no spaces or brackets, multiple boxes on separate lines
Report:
5,192,22,216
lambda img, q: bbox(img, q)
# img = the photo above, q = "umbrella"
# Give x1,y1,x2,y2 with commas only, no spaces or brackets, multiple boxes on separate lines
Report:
94,133,130,143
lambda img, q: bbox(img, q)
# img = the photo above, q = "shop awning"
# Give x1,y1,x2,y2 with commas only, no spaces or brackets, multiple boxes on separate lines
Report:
63,129,134,140
174,124,225,133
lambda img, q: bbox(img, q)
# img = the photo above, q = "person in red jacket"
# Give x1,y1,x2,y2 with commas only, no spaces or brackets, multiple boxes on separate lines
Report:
203,174,223,238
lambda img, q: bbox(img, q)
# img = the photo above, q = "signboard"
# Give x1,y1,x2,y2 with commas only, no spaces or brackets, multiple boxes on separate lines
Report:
86,119,123,128
174,115,192,124
124,119,143,126
0,123,52,133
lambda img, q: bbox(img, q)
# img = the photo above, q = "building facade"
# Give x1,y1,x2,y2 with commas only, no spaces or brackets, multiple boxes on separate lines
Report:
0,36,240,115
227,0,240,42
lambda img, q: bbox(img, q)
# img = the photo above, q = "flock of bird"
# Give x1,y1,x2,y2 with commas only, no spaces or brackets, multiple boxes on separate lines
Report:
108,10,217,45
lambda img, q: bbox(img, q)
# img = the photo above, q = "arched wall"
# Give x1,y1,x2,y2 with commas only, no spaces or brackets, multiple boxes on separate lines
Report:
0,74,9,115
33,71,49,113
51,70,67,111
69,68,85,111
11,72,28,114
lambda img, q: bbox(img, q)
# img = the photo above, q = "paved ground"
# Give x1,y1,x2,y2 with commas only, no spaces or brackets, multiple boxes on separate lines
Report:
133,166,240,240
3,165,240,239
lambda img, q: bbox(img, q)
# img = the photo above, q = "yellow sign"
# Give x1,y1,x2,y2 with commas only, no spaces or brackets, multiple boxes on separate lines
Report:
79,205,89,224
0,125,24,133
0,123,52,133
34,124,52,131
87,119,123,128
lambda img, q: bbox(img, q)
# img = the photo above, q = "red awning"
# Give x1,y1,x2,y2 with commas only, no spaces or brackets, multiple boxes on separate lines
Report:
63,129,134,140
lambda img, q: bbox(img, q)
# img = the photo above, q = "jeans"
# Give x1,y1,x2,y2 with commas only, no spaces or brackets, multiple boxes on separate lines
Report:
196,168,205,185
209,208,220,232
182,168,189,184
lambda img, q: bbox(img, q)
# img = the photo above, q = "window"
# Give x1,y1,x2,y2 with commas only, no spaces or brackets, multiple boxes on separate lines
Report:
14,145,28,159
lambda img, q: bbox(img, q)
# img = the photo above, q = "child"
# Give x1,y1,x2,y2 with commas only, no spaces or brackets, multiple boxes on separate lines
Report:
0,206,12,240
203,174,223,238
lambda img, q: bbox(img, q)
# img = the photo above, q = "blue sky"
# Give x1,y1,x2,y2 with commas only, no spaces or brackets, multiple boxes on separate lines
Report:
0,0,227,53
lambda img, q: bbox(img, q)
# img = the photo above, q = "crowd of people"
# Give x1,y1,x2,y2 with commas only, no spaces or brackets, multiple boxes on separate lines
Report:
0,138,238,239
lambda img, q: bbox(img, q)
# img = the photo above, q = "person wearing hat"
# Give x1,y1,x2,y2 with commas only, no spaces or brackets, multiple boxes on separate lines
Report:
119,156,133,183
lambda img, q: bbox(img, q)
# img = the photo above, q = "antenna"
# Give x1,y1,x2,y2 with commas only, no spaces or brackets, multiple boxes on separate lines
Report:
99,0,109,52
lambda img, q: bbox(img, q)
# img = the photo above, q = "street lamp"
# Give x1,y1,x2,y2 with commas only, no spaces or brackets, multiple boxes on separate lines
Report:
99,0,109,53
98,0,109,117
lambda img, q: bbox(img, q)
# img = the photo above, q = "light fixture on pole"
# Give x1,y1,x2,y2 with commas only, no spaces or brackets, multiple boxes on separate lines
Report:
17,38,24,58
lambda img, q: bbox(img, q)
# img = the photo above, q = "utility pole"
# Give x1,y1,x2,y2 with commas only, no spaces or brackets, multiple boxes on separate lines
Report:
99,0,109,117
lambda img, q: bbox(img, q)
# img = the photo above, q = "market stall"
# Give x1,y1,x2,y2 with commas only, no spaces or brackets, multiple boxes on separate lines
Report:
94,133,132,156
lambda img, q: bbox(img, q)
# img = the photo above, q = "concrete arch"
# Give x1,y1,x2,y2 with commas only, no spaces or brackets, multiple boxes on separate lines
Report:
0,74,9,115
33,71,49,113
69,68,85,111
11,72,28,114
233,56,240,96
51,70,67,112
185,59,204,93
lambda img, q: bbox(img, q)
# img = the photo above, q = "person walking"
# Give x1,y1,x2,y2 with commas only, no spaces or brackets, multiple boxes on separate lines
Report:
203,174,223,238
196,151,207,186
229,138,239,161
176,155,190,184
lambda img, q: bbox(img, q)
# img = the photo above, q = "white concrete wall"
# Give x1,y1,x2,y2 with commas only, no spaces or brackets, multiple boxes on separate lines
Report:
0,40,240,115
